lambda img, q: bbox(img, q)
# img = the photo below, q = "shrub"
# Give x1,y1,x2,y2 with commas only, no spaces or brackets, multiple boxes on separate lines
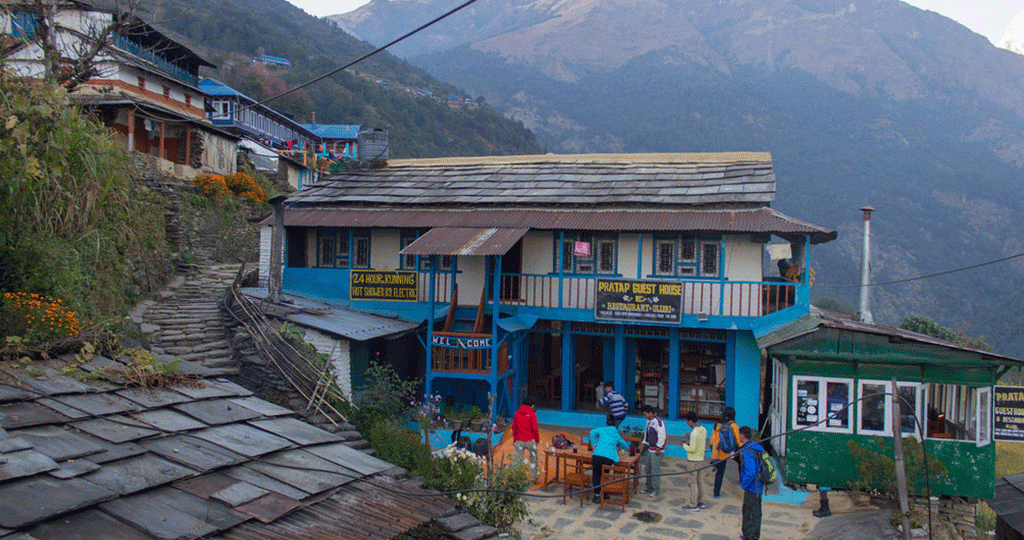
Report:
224,172,265,203
1,291,80,344
192,174,230,200
347,360,418,431
848,437,947,497
423,444,484,493
364,418,433,474
465,463,532,536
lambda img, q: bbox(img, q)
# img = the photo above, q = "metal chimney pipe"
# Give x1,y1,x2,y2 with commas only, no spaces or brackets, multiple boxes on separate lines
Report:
857,206,875,324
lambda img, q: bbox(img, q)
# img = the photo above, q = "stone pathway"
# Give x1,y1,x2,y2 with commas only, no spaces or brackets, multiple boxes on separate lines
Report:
517,456,888,540
129,263,241,376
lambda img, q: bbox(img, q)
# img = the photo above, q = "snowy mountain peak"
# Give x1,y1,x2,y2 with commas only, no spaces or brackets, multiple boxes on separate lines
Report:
997,8,1024,55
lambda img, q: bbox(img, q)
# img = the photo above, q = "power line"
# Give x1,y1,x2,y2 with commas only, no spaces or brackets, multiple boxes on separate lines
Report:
245,0,484,112
817,251,1024,289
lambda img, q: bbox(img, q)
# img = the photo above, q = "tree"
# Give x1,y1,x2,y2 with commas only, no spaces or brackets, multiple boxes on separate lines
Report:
899,314,993,352
3,0,143,92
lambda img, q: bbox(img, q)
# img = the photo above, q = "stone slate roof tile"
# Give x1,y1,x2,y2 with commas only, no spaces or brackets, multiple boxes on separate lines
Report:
82,453,195,495
140,434,246,471
0,449,59,482
0,475,117,529
246,417,342,446
71,416,160,444
131,409,208,433
0,345,464,539
0,402,70,430
171,398,264,426
13,425,107,462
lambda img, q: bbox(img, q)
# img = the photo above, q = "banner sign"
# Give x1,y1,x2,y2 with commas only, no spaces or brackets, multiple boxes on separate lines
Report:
995,385,1024,442
431,334,492,349
350,270,417,301
595,278,683,324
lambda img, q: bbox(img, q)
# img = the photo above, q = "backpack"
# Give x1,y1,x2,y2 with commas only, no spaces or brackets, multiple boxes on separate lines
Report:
552,433,573,450
755,449,777,485
717,423,737,453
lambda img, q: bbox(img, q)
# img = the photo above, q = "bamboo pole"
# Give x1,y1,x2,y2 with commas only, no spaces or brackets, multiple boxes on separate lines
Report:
891,378,911,540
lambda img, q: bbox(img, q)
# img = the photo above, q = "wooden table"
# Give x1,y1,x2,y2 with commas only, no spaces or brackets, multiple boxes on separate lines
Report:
542,446,642,493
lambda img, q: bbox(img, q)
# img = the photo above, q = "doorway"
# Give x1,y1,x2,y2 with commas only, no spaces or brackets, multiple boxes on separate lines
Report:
636,338,668,412
575,335,603,411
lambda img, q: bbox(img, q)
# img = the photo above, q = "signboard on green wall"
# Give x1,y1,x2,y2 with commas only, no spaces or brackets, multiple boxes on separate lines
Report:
994,385,1024,442
595,278,683,324
350,270,417,301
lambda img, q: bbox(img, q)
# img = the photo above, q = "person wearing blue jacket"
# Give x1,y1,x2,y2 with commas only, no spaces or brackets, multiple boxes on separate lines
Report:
736,426,764,540
589,414,630,503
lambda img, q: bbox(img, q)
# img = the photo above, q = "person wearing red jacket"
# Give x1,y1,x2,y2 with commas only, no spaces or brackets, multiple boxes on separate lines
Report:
512,396,540,479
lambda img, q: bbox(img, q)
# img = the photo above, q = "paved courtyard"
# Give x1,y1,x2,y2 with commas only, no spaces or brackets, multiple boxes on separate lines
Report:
518,456,890,540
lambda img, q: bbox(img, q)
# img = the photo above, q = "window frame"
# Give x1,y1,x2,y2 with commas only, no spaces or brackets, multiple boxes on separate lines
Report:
554,232,616,275
652,235,721,278
791,375,854,434
352,232,370,269
856,379,925,439
976,387,992,448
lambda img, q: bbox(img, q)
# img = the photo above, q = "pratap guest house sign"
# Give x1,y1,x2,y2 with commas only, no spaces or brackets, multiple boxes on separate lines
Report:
995,385,1024,442
595,278,683,324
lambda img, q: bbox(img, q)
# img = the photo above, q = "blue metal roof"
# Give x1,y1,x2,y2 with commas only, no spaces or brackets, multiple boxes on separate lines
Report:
300,124,361,139
198,78,246,98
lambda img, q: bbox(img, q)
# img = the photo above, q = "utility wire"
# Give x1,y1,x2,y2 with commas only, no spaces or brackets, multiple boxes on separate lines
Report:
245,0,484,112
817,251,1024,289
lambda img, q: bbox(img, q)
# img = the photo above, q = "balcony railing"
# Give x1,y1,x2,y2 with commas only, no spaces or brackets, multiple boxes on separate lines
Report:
415,273,797,318
113,36,198,87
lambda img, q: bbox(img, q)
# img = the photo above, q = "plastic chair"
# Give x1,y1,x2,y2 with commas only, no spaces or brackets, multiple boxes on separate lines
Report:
600,464,631,512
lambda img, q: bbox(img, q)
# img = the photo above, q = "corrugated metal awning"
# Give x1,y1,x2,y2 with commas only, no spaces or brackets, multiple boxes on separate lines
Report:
269,207,837,244
401,227,529,256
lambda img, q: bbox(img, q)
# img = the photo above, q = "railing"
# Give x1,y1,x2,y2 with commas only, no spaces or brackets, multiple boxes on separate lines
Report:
113,36,198,87
431,332,508,375
494,273,799,317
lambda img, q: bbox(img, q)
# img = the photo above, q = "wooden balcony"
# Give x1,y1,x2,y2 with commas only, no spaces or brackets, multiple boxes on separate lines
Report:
482,274,800,317
430,331,509,375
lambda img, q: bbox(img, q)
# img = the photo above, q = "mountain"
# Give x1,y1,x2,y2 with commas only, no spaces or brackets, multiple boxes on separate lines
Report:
141,0,542,158
998,8,1024,56
331,0,1024,356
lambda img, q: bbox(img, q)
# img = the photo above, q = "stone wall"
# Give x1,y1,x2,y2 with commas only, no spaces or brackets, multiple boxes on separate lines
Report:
909,495,978,540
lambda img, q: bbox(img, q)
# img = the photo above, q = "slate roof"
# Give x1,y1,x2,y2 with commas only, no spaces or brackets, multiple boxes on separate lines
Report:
287,152,777,208
0,353,475,540
992,472,1024,535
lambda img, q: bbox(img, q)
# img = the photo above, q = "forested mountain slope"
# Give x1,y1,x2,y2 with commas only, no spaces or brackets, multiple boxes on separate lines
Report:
333,0,1024,357
142,0,542,158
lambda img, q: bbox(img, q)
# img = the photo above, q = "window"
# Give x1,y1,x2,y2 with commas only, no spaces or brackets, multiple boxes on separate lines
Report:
163,86,170,99
137,76,146,90
857,380,925,438
597,239,616,273
353,234,370,268
555,233,615,274
927,383,993,446
400,234,418,270
184,94,191,108
316,229,349,268
792,376,853,433
652,236,720,277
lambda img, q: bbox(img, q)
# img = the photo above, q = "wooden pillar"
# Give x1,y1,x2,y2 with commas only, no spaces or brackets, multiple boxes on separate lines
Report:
159,121,166,160
184,125,192,166
127,108,135,151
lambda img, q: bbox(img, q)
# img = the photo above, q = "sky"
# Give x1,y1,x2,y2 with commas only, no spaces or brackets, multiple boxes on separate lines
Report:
286,0,1024,45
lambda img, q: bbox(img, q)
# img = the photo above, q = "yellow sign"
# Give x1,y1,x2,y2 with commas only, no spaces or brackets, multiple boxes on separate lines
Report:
350,270,417,301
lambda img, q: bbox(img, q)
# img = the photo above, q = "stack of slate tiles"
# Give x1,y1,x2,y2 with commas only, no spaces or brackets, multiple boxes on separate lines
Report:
0,353,499,540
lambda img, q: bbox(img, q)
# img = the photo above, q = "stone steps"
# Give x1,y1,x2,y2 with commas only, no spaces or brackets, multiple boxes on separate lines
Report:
132,264,241,376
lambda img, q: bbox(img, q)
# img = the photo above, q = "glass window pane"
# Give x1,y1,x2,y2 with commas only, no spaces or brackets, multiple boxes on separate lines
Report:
861,383,887,432
702,243,719,275
354,237,369,268
680,238,696,261
599,241,615,272
657,242,674,274
825,382,850,428
795,380,820,426
562,240,574,271
318,237,333,267
898,385,918,435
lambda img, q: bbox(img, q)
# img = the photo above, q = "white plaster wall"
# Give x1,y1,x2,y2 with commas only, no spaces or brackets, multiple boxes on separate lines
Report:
723,235,763,282
619,234,642,279
456,256,488,304
303,328,352,399
521,231,552,274
258,225,272,287
372,229,400,270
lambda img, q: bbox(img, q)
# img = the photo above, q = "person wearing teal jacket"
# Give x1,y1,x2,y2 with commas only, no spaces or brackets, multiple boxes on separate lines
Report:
589,414,629,503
